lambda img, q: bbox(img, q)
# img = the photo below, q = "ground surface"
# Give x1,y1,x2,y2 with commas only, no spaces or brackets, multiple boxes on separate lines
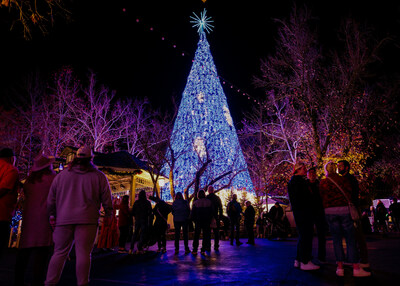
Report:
1,233,399,285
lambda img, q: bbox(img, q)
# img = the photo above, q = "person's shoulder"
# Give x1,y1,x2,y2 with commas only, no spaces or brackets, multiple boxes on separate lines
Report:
0,160,18,174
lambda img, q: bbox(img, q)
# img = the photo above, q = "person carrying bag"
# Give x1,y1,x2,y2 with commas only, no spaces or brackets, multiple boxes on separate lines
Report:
327,177,360,222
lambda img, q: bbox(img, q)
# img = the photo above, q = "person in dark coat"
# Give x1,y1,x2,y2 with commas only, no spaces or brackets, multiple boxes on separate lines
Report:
244,201,255,245
307,167,327,263
227,194,242,246
153,197,172,253
256,214,264,238
116,195,131,252
129,190,152,254
338,159,369,267
389,198,400,232
190,190,213,255
288,162,319,271
206,186,223,251
375,200,388,234
172,192,191,254
268,202,284,239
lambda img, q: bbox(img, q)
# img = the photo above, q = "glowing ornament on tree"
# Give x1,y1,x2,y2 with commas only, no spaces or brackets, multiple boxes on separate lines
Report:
162,9,254,200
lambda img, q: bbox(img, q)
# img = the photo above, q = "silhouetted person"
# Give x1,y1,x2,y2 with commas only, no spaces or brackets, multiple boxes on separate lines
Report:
153,197,172,253
45,146,113,286
227,194,242,246
206,186,223,251
268,202,284,239
256,214,264,238
172,192,190,254
130,190,152,254
191,190,213,255
244,201,255,245
288,162,319,271
338,159,369,267
389,198,400,232
307,167,327,263
375,200,388,235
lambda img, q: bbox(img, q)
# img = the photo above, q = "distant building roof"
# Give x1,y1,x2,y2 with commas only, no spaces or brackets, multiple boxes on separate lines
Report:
93,151,147,170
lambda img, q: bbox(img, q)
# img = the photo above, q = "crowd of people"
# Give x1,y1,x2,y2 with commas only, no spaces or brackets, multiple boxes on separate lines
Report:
0,146,257,285
1,145,400,284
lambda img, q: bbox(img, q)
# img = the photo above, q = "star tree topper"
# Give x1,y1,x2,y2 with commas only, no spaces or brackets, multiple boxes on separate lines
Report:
190,9,214,34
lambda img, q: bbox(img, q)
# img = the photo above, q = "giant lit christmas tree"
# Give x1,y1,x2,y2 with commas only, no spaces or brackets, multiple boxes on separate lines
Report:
162,10,254,200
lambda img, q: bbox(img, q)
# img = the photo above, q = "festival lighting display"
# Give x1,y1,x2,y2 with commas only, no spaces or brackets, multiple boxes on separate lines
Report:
162,10,254,200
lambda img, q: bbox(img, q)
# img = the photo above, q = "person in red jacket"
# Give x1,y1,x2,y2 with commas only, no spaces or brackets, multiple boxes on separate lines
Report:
116,195,132,253
320,161,370,277
0,147,19,259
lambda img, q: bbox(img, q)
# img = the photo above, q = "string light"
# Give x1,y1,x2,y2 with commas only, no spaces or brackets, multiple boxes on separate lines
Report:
129,11,264,106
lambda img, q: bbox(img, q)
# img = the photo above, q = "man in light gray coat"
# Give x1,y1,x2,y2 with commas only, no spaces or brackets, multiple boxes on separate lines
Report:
45,146,113,286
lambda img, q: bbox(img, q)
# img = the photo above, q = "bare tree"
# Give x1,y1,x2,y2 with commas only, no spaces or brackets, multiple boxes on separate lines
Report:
0,0,71,40
40,68,81,156
137,110,173,198
254,5,392,171
119,97,152,156
65,72,129,152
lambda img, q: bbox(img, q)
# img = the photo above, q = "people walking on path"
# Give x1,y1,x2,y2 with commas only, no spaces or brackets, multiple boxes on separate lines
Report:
307,167,327,263
14,154,56,286
338,159,369,266
320,161,371,277
44,146,113,286
191,190,213,255
288,162,319,271
244,201,255,245
172,192,191,254
153,197,172,253
206,186,223,251
129,190,152,254
116,195,131,253
0,147,19,260
227,194,243,246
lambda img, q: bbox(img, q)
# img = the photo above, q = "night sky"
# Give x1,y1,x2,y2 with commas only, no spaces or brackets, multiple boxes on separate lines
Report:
1,0,400,123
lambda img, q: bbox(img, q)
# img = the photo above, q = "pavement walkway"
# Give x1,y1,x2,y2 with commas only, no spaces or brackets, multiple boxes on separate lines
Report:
1,233,400,285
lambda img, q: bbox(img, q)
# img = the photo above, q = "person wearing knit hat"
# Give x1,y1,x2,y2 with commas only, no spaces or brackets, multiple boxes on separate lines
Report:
288,161,320,271
0,147,19,260
14,154,56,286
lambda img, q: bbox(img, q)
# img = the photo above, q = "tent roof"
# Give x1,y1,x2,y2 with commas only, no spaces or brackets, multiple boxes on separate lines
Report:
93,151,147,170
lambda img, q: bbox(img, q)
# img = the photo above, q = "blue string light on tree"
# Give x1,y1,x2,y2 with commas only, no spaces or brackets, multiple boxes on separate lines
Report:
162,9,254,200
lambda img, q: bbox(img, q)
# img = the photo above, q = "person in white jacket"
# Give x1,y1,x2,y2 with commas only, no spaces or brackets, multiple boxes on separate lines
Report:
45,146,113,286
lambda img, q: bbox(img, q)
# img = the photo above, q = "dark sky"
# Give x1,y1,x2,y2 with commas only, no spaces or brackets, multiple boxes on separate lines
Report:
1,0,400,123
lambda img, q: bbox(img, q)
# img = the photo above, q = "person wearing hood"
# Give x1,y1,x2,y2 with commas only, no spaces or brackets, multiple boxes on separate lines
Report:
45,146,113,286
